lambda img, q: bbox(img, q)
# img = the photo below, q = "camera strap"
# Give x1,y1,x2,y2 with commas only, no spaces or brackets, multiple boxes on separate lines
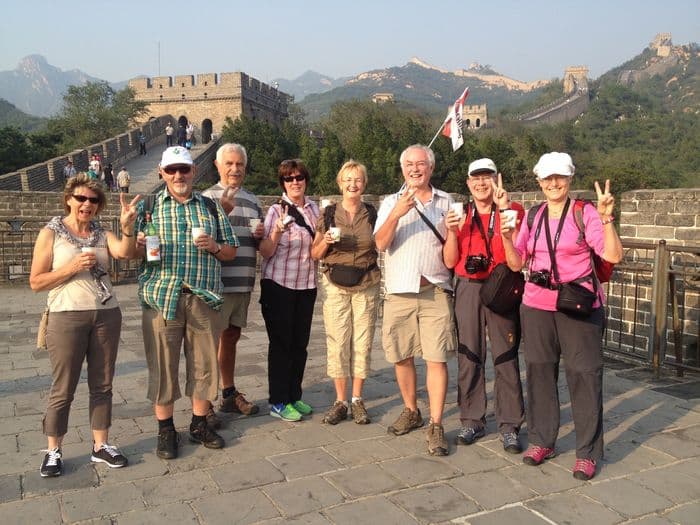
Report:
467,202,496,260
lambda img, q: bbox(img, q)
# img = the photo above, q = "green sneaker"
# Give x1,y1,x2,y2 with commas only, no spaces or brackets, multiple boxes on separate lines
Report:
270,403,302,422
292,400,313,416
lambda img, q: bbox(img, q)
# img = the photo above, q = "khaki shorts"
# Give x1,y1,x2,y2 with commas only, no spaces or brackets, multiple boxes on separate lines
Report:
220,292,252,328
382,284,456,364
142,294,223,405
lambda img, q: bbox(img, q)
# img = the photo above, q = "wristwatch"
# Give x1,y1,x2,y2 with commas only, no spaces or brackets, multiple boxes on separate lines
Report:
212,243,222,255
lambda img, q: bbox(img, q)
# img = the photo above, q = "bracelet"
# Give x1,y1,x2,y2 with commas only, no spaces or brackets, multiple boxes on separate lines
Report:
601,215,615,225
122,232,134,237
212,244,222,255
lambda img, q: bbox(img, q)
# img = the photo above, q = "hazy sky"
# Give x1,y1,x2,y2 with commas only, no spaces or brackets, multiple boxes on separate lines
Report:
2,0,698,84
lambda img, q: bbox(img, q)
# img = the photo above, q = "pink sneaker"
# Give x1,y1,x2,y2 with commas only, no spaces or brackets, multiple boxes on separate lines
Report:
522,445,556,466
573,458,597,480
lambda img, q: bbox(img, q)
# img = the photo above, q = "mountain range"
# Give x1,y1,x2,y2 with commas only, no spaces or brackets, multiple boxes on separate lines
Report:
0,54,550,121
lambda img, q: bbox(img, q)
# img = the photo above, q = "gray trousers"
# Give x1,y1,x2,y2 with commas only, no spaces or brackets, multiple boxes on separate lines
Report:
43,308,122,437
520,304,604,460
454,278,524,433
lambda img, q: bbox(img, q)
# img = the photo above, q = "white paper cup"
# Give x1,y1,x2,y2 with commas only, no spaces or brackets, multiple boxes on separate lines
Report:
320,198,332,209
328,227,341,242
81,247,96,254
192,227,205,241
451,202,464,218
501,209,518,229
249,218,261,232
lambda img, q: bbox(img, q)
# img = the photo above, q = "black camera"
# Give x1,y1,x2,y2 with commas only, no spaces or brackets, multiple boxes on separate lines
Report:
529,270,552,288
465,255,490,274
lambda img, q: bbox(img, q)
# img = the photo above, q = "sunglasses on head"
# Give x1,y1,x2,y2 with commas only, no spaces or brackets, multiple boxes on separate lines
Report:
72,194,100,204
163,165,192,175
282,175,306,183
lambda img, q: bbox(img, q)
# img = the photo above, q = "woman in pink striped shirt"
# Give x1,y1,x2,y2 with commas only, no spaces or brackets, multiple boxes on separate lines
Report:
259,159,320,422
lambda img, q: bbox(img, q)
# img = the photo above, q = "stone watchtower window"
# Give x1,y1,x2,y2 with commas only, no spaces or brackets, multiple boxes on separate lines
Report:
159,84,163,89
182,94,185,99
204,81,208,86
159,95,163,100
181,83,185,87
204,93,208,98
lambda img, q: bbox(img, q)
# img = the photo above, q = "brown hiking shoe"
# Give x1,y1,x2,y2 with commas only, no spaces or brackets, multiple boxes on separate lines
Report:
426,422,448,456
387,407,423,436
220,391,259,415
206,406,222,430
322,401,348,425
351,399,370,424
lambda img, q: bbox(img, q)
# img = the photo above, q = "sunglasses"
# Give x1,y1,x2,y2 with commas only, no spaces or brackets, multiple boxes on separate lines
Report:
282,175,306,183
72,194,100,204
163,165,193,175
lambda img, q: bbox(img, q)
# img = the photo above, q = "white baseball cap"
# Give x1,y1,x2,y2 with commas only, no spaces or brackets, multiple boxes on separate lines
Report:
533,152,575,179
160,146,193,168
468,158,497,177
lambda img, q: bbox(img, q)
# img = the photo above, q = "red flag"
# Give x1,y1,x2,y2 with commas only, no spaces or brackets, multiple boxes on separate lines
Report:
441,87,469,151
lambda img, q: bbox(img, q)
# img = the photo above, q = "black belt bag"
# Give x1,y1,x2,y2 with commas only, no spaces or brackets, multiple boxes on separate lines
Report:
327,263,377,287
479,263,525,315
556,281,596,317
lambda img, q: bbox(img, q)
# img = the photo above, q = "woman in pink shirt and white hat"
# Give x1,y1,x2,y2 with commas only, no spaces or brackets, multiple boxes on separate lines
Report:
500,152,623,480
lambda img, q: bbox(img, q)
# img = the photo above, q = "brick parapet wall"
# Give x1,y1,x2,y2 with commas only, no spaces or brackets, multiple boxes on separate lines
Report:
0,115,174,192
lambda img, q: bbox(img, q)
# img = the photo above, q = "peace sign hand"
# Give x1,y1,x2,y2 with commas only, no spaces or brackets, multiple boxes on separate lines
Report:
594,179,615,217
119,193,142,229
275,204,292,233
490,173,510,209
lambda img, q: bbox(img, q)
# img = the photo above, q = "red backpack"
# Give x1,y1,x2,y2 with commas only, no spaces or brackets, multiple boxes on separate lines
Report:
527,199,615,283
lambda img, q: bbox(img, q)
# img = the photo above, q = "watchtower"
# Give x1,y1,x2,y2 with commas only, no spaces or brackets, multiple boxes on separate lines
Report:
129,72,291,143
462,104,488,130
563,66,589,95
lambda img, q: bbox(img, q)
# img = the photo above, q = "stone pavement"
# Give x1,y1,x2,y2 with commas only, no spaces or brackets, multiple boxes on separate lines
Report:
1,281,699,524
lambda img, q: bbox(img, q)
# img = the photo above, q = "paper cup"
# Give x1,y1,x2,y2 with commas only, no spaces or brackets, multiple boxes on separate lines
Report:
451,202,464,218
501,209,518,229
249,218,261,232
192,227,205,241
81,247,96,254
320,198,332,209
328,227,341,242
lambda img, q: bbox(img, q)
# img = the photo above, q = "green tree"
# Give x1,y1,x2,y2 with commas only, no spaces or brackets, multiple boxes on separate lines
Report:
48,82,148,152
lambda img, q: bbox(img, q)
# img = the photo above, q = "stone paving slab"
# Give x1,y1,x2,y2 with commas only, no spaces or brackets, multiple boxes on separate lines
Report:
1,281,700,524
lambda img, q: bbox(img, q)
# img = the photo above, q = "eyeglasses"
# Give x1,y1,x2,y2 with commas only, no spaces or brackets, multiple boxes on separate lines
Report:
72,194,100,204
282,175,306,183
163,165,192,175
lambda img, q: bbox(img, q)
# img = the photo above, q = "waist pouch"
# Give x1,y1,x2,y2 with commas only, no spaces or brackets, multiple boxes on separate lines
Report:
328,264,377,287
556,281,596,317
479,263,525,315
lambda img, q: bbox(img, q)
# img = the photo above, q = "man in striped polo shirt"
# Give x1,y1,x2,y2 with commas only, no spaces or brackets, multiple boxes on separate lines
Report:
202,144,264,422
375,144,456,457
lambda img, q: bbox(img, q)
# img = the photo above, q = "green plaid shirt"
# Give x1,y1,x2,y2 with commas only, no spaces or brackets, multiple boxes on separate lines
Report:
136,189,238,320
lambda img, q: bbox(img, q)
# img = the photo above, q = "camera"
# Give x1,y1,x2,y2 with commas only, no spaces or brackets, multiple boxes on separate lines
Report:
465,255,490,274
529,270,552,288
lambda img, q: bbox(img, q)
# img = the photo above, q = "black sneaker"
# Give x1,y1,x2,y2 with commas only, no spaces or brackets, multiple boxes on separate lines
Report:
156,427,179,460
206,405,222,430
40,447,63,477
189,420,224,449
91,443,128,468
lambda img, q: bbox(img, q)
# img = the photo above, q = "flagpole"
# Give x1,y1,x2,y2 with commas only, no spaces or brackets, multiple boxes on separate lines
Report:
427,119,448,148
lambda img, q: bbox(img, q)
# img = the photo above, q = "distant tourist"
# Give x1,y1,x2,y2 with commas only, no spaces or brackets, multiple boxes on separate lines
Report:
103,163,115,192
165,122,174,147
117,167,130,193
89,154,101,177
138,132,147,155
87,168,99,181
177,124,187,147
62,161,77,182
186,122,195,149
